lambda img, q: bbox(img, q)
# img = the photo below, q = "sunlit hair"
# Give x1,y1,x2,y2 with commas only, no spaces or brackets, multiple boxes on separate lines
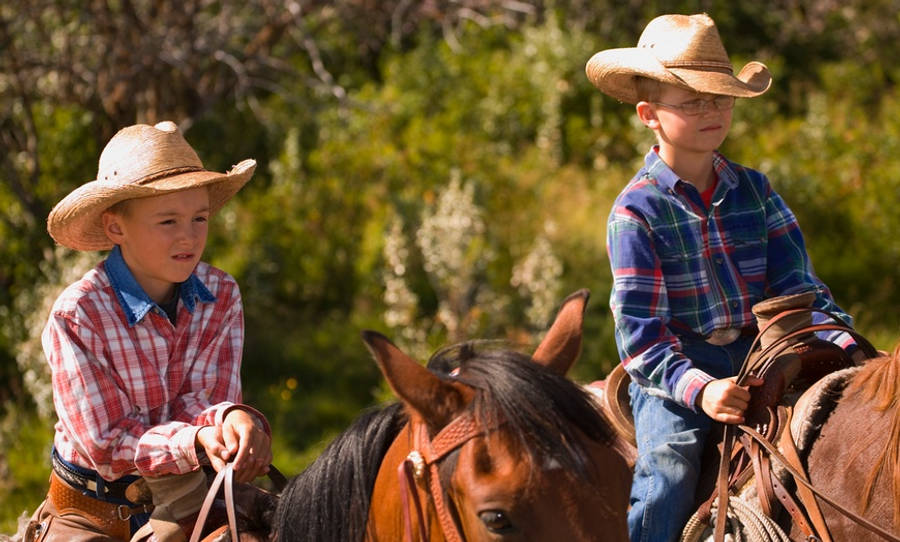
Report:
103,185,213,217
634,76,662,102
105,198,132,217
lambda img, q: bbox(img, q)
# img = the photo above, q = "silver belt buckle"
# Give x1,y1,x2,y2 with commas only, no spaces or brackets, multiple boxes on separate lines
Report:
706,328,741,346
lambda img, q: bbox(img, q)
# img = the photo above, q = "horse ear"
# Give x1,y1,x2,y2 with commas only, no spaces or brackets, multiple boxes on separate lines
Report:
531,289,590,375
361,330,473,427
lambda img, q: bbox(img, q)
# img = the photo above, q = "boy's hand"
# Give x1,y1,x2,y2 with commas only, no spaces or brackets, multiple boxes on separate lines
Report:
195,410,273,483
221,409,272,483
695,375,763,424
196,424,230,472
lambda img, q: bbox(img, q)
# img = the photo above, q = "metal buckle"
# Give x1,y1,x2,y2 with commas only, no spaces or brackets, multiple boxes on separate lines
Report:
116,504,150,521
406,450,425,480
706,328,741,346
116,505,133,521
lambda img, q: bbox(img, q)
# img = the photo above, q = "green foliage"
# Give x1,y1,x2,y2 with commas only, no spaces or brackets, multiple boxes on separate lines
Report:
0,406,53,536
723,70,900,345
5,2,900,532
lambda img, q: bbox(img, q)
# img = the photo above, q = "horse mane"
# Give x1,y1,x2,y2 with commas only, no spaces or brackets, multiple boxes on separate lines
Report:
430,340,616,478
844,342,900,525
273,401,407,542
273,340,616,542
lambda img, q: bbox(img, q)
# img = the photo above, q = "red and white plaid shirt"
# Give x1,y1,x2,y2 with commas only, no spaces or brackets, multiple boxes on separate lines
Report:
43,247,263,480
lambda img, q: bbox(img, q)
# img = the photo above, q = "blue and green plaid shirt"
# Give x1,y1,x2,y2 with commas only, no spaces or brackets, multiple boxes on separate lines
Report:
607,147,853,409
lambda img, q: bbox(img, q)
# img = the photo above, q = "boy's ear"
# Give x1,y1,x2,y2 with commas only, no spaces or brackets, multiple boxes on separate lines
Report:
636,101,659,129
102,211,125,243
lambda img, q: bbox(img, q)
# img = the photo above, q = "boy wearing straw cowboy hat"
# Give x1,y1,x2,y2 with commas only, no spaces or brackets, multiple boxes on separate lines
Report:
26,121,272,542
586,13,859,541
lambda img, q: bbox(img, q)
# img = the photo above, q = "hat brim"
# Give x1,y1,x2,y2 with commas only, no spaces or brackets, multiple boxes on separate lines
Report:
586,48,771,104
48,159,256,251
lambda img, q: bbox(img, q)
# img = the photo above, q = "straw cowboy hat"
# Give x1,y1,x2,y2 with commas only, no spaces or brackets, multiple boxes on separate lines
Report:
585,13,772,104
47,121,256,251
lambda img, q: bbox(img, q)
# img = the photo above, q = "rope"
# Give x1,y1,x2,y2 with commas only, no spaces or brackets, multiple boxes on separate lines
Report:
681,497,791,542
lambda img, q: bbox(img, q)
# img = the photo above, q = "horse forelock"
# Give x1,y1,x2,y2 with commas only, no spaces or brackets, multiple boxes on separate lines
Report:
428,341,616,479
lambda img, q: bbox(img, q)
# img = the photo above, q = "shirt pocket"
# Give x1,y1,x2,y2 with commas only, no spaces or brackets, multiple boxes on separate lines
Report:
727,215,767,246
655,230,705,283
726,217,767,283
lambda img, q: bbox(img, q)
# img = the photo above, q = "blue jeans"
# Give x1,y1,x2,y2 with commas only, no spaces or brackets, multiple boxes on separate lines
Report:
627,336,754,542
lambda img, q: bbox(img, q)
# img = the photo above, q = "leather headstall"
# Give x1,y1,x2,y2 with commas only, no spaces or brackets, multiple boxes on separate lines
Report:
398,410,499,542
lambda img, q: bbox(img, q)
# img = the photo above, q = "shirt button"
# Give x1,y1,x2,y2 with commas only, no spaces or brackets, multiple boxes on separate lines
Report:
715,257,724,264
732,301,739,308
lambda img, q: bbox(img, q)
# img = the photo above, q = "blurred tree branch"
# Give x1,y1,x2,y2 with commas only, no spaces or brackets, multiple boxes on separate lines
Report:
0,0,540,223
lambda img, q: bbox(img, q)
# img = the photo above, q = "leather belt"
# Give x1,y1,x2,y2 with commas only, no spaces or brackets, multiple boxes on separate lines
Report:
705,327,742,345
48,471,152,541
678,325,758,346
51,450,136,502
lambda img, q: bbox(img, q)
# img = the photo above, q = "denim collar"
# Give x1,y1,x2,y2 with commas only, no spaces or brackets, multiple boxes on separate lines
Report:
104,245,216,327
644,146,738,196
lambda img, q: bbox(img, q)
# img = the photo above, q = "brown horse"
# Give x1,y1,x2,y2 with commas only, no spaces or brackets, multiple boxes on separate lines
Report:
794,343,900,540
272,290,634,541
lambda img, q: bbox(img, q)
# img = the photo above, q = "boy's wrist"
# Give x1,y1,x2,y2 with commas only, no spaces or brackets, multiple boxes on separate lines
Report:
222,404,269,433
693,384,707,407
676,367,715,411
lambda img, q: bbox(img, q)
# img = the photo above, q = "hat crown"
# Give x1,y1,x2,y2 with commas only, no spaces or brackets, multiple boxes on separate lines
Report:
636,13,732,72
584,12,771,104
96,122,204,186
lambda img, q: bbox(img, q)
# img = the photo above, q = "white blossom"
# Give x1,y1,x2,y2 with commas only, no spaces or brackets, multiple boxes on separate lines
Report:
511,227,563,329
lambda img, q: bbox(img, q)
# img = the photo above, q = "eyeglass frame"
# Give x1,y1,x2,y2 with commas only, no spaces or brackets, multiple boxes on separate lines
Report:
651,95,736,116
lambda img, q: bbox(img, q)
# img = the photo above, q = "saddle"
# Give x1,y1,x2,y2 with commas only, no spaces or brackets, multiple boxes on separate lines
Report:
598,293,852,442
595,293,874,539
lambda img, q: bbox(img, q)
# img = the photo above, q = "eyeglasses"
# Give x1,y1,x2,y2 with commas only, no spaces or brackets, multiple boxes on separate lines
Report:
652,95,736,116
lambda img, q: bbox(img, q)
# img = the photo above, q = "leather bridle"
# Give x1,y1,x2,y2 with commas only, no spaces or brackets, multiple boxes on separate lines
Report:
397,410,498,542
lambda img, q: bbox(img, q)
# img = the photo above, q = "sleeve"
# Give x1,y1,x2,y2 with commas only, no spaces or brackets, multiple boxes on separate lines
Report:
761,186,856,349
43,310,170,480
607,206,713,410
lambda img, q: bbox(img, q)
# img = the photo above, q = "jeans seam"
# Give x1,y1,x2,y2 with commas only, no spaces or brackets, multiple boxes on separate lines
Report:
640,467,653,542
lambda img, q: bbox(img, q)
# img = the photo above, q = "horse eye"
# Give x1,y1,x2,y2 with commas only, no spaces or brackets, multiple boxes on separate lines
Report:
478,509,514,533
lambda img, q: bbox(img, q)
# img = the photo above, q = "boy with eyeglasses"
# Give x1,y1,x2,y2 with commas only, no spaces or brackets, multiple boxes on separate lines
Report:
585,13,859,542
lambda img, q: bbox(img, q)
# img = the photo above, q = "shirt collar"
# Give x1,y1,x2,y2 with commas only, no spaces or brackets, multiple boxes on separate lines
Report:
643,146,739,197
104,245,216,326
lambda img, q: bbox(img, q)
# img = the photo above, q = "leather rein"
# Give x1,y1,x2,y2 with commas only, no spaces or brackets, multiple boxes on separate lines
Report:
713,307,900,542
189,464,239,542
187,463,288,542
397,410,495,542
